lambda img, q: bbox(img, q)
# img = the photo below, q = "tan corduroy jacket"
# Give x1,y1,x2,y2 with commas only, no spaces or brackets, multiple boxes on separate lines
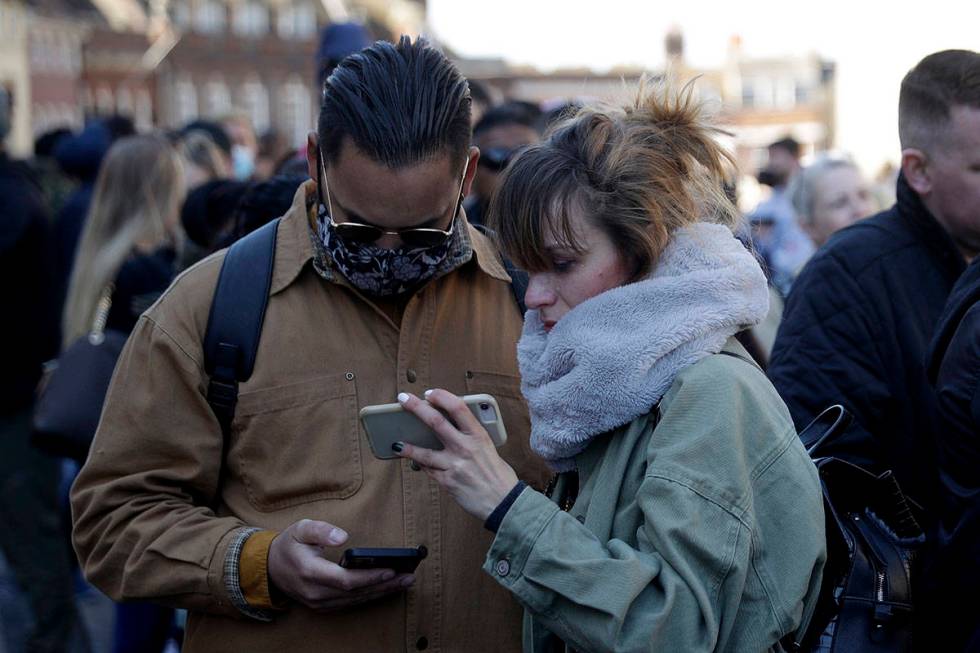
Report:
71,182,551,652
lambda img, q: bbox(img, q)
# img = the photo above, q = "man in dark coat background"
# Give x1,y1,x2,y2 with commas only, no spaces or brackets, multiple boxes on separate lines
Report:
769,48,980,521
0,84,82,653
925,256,980,651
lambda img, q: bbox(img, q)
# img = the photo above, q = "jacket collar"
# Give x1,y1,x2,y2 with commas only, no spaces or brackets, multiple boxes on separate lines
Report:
894,172,967,273
270,180,511,295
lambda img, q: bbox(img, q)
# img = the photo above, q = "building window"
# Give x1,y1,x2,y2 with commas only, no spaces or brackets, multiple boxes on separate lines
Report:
740,82,754,109
194,0,226,34
280,77,310,148
775,77,796,109
81,85,94,116
277,4,294,38
175,76,198,124
116,87,134,117
33,105,50,135
67,35,82,74
795,84,809,105
172,0,192,29
234,1,268,37
30,34,44,68
277,2,315,40
96,87,115,116
293,2,316,39
57,35,72,73
203,76,231,116
240,79,269,132
754,78,774,109
59,103,80,130
136,90,153,130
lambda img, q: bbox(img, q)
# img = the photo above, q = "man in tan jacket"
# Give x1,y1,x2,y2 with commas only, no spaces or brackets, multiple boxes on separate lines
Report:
71,36,550,652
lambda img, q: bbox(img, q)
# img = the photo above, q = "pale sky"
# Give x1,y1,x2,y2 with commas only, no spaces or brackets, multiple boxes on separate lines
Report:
426,0,980,174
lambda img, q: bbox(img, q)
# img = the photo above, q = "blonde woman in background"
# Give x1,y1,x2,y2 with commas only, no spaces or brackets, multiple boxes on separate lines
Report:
63,133,186,652
63,134,185,348
789,154,877,249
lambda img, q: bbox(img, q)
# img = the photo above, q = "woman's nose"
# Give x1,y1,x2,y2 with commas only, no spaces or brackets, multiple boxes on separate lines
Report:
524,273,556,310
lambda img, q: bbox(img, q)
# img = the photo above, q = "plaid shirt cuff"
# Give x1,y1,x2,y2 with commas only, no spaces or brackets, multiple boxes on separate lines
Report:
223,527,274,622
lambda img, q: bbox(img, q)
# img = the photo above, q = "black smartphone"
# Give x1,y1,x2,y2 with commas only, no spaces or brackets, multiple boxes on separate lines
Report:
340,546,428,574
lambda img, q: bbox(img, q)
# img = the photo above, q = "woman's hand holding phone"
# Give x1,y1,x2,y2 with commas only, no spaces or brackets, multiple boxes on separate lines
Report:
394,389,519,521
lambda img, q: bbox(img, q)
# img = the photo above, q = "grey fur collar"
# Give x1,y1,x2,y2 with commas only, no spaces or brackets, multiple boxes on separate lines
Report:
517,222,769,471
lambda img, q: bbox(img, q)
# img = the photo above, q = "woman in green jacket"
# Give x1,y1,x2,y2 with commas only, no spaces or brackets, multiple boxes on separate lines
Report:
396,84,826,652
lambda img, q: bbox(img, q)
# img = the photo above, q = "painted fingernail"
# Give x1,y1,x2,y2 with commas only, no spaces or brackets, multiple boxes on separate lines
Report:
424,389,433,398
391,442,404,453
382,570,395,581
397,393,410,403
401,575,415,587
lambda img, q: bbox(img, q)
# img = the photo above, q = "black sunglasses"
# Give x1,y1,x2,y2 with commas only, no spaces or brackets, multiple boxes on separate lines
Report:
477,145,526,172
317,149,467,248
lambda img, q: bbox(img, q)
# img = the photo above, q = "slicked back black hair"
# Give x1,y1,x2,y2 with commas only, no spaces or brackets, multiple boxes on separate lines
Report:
318,36,472,169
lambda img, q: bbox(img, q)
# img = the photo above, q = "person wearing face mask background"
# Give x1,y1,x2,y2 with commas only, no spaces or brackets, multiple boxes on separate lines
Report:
221,112,259,181
70,36,551,652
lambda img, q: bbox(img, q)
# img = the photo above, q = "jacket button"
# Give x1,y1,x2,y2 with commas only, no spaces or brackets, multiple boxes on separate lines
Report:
416,636,428,650
345,372,355,381
406,369,417,383
495,558,510,577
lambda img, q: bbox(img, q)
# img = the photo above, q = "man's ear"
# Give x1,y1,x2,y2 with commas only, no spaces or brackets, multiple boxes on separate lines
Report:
306,131,319,182
462,146,480,197
900,148,932,195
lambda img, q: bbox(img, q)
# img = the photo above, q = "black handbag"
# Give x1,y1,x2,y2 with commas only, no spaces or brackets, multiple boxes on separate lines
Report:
785,406,924,653
32,285,128,461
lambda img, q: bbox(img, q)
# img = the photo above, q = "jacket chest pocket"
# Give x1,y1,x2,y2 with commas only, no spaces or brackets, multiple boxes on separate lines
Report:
465,369,551,491
230,372,362,511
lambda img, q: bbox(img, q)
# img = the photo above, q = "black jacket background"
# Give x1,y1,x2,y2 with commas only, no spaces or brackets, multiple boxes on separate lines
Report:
0,153,59,414
924,257,980,651
769,174,966,518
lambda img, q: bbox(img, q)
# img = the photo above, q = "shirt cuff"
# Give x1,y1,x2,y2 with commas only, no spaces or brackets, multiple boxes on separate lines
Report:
483,487,561,591
484,481,527,532
223,527,274,621
240,530,286,610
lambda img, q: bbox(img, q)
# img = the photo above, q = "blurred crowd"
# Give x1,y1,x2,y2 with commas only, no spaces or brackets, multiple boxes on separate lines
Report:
0,27,978,653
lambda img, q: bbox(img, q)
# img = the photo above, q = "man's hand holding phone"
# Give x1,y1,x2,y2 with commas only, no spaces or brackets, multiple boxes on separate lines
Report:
267,519,415,612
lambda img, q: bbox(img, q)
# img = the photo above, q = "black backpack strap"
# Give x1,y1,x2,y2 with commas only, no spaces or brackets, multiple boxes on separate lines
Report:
203,218,279,436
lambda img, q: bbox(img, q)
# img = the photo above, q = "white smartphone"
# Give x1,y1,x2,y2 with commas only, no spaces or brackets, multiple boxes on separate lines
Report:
359,393,508,460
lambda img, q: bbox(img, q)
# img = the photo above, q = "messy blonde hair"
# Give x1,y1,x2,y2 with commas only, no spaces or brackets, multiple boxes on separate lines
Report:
62,134,184,346
488,81,738,277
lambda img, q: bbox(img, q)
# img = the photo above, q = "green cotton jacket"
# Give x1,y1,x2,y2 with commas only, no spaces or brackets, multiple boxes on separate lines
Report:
484,340,827,653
